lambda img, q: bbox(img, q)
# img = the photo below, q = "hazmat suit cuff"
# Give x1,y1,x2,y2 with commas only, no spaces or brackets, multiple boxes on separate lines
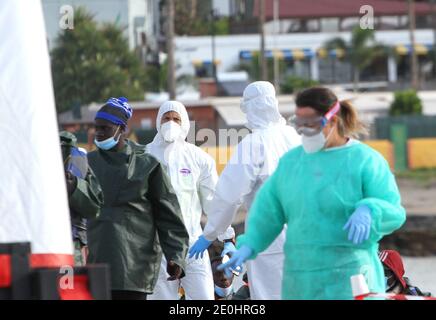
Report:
203,233,216,242
356,199,380,219
235,234,258,260
355,198,383,239
217,226,235,242
356,197,406,243
203,225,219,242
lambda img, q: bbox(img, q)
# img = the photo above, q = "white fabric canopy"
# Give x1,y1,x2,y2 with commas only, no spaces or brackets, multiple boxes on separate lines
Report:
0,0,73,265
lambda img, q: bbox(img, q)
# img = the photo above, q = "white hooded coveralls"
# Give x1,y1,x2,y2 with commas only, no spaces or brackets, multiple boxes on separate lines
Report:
202,81,301,300
147,101,234,300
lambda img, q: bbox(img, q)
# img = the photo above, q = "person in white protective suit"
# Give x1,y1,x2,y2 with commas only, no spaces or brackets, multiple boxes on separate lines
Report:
147,101,235,300
189,81,301,300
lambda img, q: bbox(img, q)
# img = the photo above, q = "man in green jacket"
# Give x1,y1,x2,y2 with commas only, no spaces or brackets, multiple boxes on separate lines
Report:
86,97,189,300
60,131,103,266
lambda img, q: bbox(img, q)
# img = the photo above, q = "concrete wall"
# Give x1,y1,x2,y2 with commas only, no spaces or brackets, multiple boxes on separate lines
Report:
408,138,436,169
128,106,219,136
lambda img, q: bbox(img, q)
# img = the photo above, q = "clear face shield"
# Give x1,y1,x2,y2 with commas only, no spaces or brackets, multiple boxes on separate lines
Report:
289,101,341,136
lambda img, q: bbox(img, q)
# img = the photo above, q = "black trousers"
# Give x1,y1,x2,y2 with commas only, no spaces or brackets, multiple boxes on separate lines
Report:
111,290,147,300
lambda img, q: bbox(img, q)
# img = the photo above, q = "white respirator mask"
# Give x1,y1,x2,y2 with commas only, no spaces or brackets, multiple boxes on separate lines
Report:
160,121,182,143
302,127,334,154
214,284,233,298
293,101,341,154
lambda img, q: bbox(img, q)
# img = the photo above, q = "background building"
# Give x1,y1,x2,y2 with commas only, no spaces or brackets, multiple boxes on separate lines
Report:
42,0,161,63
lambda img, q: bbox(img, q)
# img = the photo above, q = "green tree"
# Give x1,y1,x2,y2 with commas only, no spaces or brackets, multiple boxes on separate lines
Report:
389,90,423,116
280,76,319,94
233,52,288,83
51,8,149,113
232,53,319,93
324,26,385,91
172,0,229,36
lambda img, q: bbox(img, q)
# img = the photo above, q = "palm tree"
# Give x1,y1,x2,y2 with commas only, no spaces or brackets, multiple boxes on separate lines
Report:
324,37,347,85
166,0,176,99
324,26,385,92
408,0,419,90
259,0,267,80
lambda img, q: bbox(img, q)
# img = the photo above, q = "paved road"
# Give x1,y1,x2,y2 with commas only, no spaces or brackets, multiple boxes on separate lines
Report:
397,178,436,216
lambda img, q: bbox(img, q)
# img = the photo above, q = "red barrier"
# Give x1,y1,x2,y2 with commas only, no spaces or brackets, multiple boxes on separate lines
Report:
0,255,12,288
0,242,110,300
58,275,93,300
30,254,74,268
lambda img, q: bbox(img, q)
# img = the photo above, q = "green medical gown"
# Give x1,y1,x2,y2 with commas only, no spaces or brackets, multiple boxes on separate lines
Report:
237,141,406,299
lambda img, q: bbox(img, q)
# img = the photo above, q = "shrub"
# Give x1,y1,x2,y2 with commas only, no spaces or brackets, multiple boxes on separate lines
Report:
389,90,423,116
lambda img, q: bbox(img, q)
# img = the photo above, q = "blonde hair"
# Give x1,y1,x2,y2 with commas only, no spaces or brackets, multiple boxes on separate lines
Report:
337,100,368,138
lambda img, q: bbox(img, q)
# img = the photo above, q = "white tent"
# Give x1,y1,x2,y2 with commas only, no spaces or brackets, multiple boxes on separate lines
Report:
0,0,73,267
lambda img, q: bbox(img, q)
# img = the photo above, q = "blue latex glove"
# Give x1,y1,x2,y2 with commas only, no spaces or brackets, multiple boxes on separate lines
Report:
188,235,212,259
217,245,253,279
343,205,372,245
221,241,237,257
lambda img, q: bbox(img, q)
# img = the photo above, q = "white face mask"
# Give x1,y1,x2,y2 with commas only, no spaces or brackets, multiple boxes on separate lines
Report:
214,284,233,298
301,127,334,154
94,126,121,150
160,121,182,143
